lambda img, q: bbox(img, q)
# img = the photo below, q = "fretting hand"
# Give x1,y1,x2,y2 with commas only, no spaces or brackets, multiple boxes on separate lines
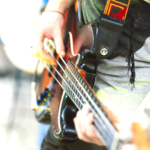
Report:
73,104,104,146
73,104,131,146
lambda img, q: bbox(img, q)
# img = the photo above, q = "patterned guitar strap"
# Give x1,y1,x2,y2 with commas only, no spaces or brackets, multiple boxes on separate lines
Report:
97,0,135,85
77,0,135,85
95,0,130,58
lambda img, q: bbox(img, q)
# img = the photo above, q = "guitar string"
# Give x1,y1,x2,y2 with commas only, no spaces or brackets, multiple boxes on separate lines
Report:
45,63,114,148
65,62,114,147
65,32,117,147
45,42,115,147
59,56,115,133
47,40,114,131
53,56,115,142
45,63,112,146
46,37,107,121
46,49,114,141
46,62,111,144
45,38,117,148
63,63,114,147
58,47,116,138
44,64,83,109
45,62,113,146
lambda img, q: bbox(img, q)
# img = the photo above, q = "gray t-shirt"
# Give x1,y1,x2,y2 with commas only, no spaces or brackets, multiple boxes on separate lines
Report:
82,0,150,59
94,36,150,114
81,0,150,114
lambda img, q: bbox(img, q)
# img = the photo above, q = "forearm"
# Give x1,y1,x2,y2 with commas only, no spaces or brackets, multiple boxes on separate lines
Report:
45,0,76,14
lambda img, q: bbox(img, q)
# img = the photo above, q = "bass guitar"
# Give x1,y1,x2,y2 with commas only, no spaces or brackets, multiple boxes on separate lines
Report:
40,37,150,150
33,4,150,150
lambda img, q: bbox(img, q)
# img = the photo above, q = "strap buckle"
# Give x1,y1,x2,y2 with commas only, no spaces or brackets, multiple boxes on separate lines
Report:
94,15,125,58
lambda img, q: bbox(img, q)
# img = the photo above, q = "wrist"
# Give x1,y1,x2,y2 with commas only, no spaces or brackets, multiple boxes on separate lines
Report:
45,0,75,14
43,10,64,17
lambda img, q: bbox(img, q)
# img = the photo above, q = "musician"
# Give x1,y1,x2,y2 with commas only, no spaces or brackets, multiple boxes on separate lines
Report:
33,0,150,149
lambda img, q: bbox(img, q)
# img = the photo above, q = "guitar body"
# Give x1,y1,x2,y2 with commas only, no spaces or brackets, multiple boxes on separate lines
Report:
52,91,78,141
34,68,52,124
35,6,77,124
36,4,95,142
51,50,97,142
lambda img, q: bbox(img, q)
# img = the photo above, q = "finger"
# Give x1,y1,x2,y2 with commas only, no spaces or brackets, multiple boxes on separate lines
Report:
84,113,105,146
76,105,90,132
74,111,104,145
74,111,82,137
87,125,104,146
73,117,94,143
80,104,91,133
41,49,56,64
84,113,98,137
74,113,103,145
81,104,91,118
85,112,94,125
37,33,56,64
81,112,94,137
78,106,95,142
54,32,65,57
75,110,83,130
74,111,89,139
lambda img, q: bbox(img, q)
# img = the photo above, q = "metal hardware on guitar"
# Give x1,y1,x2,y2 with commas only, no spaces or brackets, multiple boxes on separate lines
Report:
32,66,55,124
31,42,56,124
37,88,51,105
35,84,52,124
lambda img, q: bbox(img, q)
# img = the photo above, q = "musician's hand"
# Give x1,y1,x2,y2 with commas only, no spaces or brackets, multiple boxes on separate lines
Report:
73,104,127,146
32,12,65,65
73,104,105,146
32,11,94,65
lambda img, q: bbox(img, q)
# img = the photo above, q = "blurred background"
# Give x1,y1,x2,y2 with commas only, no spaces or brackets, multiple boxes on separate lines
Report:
0,0,50,149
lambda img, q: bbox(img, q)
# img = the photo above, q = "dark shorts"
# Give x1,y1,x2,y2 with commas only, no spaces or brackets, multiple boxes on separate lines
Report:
41,126,107,150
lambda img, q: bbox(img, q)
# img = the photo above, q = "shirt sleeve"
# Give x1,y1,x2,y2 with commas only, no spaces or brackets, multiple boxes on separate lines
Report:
81,0,105,24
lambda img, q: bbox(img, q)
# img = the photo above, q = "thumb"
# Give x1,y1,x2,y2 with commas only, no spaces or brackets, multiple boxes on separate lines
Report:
54,32,65,57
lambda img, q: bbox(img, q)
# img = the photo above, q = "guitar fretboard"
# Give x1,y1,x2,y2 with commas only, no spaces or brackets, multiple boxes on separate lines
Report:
62,61,120,150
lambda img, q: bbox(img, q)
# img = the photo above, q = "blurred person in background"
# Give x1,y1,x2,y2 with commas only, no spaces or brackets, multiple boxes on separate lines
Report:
0,37,15,75
0,0,45,74
0,0,52,149
33,0,150,150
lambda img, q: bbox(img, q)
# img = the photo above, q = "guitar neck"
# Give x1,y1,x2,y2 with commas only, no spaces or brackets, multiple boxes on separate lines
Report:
62,61,120,150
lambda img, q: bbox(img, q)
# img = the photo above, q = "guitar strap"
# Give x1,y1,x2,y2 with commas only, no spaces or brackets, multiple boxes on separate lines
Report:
95,0,130,58
77,0,136,85
77,0,131,59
